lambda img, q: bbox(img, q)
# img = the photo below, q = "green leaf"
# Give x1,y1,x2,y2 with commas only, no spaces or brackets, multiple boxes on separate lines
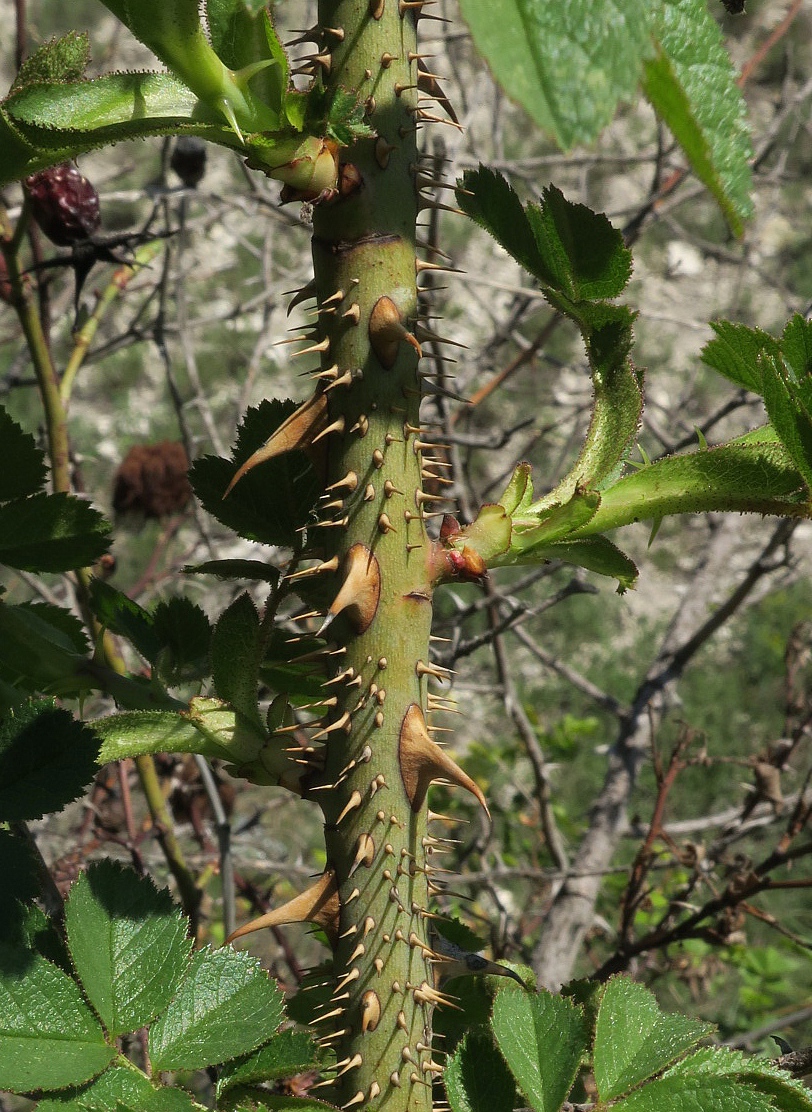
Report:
457,0,653,149
759,351,812,488
457,168,633,302
211,592,263,727
12,32,91,89
206,0,287,114
0,602,92,706
232,1101,343,1112
5,72,227,147
642,0,753,235
512,490,601,551
190,400,321,547
0,943,115,1093
0,491,110,572
184,559,281,585
89,580,160,665
35,1064,202,1111
593,977,714,1101
216,1029,321,1098
445,1028,517,1112
611,1075,773,1112
700,321,778,394
151,597,212,685
433,917,487,955
536,535,639,592
781,314,812,393
64,862,192,1038
0,407,48,501
148,946,284,1071
491,986,588,1112
0,701,99,822
576,433,810,536
666,1047,812,1112
95,699,265,766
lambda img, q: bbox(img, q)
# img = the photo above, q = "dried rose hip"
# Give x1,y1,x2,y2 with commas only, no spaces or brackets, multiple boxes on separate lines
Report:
24,162,101,247
171,137,207,189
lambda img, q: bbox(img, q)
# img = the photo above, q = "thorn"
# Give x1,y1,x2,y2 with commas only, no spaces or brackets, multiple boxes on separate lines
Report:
286,279,317,315
318,544,381,636
378,513,396,534
350,414,369,437
347,942,366,963
349,832,375,875
223,391,329,497
311,711,352,741
293,336,331,358
334,967,360,994
335,1053,362,1078
368,296,422,368
325,471,359,495
398,704,489,818
314,1006,347,1024
375,136,398,168
361,990,382,1032
286,556,340,582
340,1094,364,1111
225,869,340,946
369,1081,381,1100
372,449,385,468
336,790,363,825
310,416,346,445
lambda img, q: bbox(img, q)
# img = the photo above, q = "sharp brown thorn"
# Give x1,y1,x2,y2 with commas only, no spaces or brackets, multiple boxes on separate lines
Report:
335,789,363,824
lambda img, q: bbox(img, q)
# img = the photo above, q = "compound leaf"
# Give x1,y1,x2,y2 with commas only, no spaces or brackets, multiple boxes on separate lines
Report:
491,987,588,1112
149,946,284,1071
594,977,713,1101
65,862,192,1038
0,944,115,1093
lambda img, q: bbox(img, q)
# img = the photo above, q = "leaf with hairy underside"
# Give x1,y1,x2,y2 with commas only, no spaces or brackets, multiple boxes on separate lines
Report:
700,320,778,394
191,400,321,547
523,536,639,593
642,0,753,236
184,559,281,585
12,32,91,90
491,987,588,1112
4,72,234,155
445,1028,517,1112
0,701,99,822
94,698,266,766
0,943,115,1093
572,431,811,536
457,0,653,149
148,946,284,1071
611,1076,773,1112
65,862,192,1039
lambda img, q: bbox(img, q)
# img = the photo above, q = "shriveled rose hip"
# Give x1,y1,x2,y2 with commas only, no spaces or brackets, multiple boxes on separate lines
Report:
24,162,101,247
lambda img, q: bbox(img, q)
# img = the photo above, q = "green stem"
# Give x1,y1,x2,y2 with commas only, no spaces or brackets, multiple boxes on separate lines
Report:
286,2,461,1108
